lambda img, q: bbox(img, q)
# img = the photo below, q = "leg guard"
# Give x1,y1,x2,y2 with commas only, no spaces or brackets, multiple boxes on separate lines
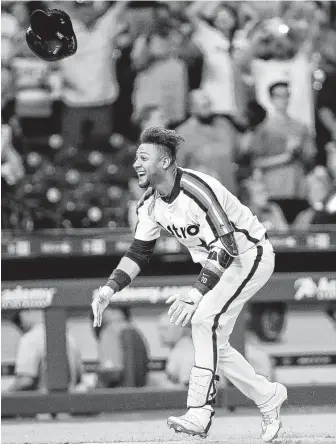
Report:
187,366,218,408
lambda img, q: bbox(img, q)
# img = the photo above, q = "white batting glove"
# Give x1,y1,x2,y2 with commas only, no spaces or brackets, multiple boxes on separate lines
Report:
91,286,115,328
166,288,203,327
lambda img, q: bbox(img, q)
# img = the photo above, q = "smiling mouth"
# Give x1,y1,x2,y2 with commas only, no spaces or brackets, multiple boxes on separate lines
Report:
137,172,146,178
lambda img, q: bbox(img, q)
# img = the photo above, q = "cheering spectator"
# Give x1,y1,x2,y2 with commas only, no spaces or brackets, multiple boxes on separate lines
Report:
281,1,328,37
293,141,336,228
236,15,317,130
56,1,130,150
250,81,315,220
182,1,247,180
1,124,24,187
113,22,137,140
1,123,26,230
177,89,238,194
240,174,289,232
1,3,20,65
315,29,336,165
1,3,20,118
236,100,267,184
7,1,40,57
6,309,83,392
186,2,246,123
4,1,335,232
311,143,336,225
131,3,188,128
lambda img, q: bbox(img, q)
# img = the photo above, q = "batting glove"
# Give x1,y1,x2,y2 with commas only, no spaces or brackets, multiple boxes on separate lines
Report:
166,288,203,327
91,286,114,328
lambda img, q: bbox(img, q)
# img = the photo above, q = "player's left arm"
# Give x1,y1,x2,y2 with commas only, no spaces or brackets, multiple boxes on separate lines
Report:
168,176,238,326
92,192,160,327
167,234,238,326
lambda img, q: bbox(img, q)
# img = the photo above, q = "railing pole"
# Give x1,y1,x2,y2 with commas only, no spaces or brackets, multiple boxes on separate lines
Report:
45,308,69,392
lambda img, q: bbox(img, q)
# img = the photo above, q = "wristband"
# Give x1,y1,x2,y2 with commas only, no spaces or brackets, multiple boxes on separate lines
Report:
106,269,131,292
194,268,220,296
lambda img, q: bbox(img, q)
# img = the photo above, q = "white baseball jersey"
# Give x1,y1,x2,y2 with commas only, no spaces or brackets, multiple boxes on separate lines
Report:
135,168,277,409
135,168,266,266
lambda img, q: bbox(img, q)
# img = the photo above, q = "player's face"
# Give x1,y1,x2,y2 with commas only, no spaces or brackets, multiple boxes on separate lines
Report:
133,143,166,188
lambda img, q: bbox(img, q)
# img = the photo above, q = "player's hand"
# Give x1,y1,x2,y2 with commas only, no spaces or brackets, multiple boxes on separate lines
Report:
166,289,203,327
91,286,115,328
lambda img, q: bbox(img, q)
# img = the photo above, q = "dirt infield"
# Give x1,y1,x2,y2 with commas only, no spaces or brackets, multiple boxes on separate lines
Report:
2,407,336,444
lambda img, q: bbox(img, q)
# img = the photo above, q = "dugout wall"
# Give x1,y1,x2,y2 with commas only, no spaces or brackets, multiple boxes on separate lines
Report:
2,228,336,416
2,272,336,416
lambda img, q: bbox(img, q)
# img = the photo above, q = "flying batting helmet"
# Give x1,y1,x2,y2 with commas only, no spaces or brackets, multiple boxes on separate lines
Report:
26,9,77,62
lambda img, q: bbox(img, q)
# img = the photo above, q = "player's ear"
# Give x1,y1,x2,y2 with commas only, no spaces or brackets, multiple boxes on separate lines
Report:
162,156,171,170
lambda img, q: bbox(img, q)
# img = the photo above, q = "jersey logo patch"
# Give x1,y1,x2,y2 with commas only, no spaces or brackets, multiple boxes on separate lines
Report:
165,224,200,239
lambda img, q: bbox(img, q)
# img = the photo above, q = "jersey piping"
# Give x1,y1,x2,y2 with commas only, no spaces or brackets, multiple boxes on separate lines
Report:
136,187,155,215
181,171,233,238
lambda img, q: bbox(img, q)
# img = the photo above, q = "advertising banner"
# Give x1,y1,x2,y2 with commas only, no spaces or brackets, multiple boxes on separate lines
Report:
2,273,336,310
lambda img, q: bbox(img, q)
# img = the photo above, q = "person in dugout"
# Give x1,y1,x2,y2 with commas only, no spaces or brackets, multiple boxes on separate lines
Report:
5,309,83,392
91,306,149,388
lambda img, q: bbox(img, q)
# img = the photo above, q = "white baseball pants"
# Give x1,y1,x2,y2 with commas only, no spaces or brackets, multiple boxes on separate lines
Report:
191,236,276,406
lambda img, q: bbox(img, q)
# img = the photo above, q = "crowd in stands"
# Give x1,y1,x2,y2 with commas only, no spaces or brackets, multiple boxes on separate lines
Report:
2,0,336,231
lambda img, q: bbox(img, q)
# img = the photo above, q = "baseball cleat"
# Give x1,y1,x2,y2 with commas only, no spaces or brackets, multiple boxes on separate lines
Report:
167,407,213,438
260,383,288,442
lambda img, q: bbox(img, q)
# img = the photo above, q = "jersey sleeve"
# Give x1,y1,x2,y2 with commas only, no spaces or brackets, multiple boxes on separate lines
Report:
185,173,234,246
134,191,161,242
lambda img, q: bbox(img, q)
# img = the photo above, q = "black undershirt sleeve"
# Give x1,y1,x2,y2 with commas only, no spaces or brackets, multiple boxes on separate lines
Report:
124,238,157,269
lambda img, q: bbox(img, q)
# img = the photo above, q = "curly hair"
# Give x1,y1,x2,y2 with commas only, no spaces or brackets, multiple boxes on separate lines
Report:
140,126,184,162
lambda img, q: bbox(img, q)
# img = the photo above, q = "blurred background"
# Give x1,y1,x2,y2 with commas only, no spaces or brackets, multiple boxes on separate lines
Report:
1,0,336,419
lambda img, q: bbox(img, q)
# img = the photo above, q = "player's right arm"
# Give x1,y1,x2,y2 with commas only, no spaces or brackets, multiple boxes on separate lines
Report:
92,190,160,327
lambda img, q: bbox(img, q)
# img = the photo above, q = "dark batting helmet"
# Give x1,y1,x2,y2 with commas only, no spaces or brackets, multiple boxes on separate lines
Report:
26,9,77,62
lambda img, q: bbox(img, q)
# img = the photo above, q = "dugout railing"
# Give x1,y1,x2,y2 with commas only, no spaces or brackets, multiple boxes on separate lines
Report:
1,227,336,416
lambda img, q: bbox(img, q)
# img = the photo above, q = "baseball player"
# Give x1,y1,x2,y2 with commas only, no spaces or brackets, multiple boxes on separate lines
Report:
92,127,287,442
